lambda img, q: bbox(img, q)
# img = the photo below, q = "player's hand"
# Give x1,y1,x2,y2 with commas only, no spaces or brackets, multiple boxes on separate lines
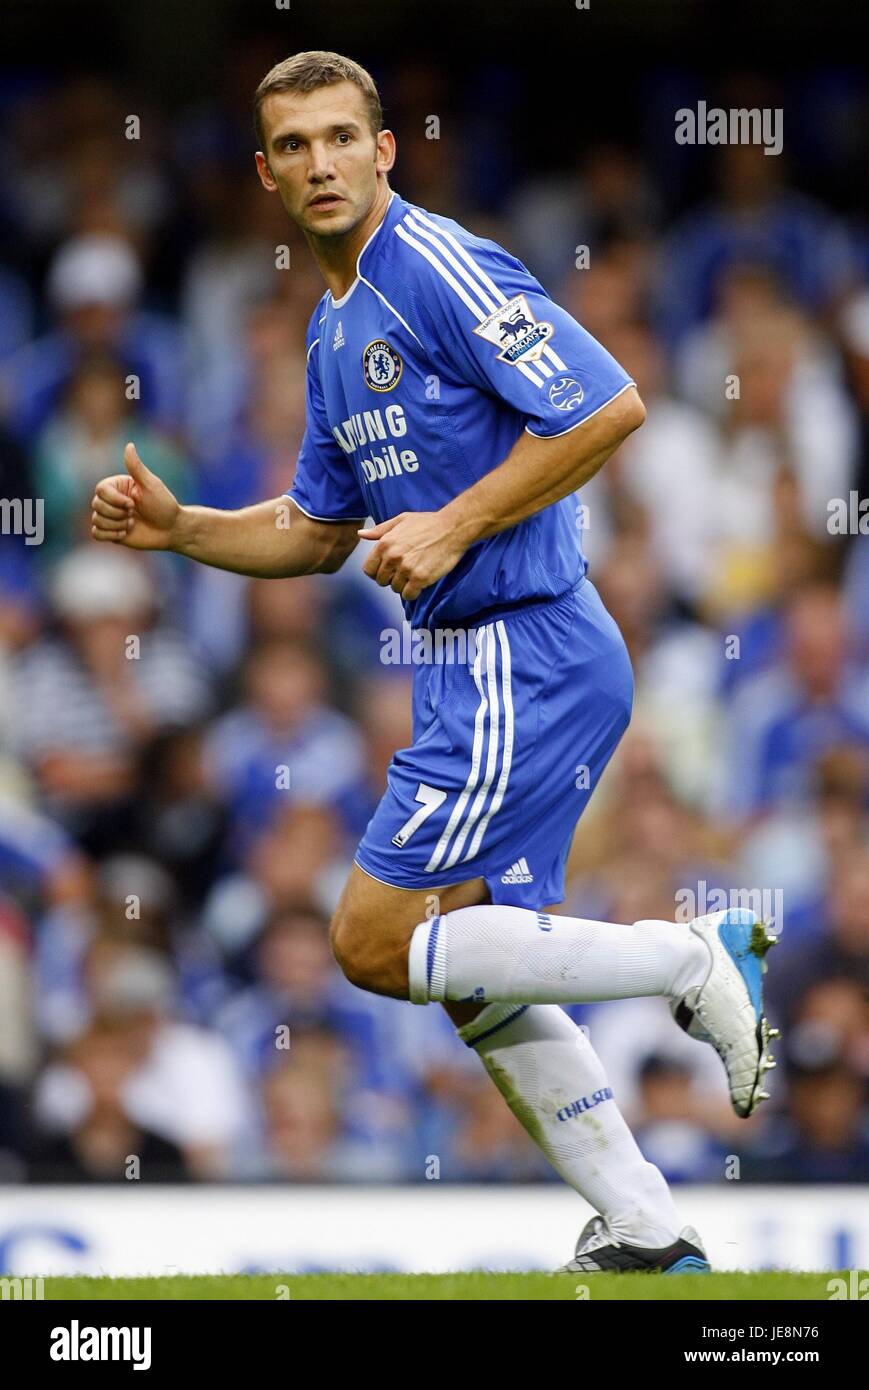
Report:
358,511,467,601
91,443,180,551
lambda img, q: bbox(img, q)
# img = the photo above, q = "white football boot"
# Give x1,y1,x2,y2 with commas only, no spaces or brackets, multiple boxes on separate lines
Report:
670,909,779,1118
559,1216,711,1274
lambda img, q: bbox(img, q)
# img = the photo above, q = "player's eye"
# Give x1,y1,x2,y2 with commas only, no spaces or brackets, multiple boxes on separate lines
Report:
335,132,352,144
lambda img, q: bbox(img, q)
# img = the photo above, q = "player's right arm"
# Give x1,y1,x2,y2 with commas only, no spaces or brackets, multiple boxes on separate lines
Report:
91,442,359,577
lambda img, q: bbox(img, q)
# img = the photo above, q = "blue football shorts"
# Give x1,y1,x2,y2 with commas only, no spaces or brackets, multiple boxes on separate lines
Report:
354,577,633,908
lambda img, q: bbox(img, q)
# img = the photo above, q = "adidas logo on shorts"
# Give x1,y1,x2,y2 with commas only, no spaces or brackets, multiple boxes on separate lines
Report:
500,857,533,884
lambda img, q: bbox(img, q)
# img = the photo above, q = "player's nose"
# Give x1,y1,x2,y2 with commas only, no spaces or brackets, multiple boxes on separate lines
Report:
307,143,336,182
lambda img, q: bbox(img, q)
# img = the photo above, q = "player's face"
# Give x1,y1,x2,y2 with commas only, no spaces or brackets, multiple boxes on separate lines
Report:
255,82,391,239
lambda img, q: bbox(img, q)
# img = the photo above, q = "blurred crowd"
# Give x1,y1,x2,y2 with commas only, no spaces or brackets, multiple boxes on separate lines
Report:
0,64,867,1187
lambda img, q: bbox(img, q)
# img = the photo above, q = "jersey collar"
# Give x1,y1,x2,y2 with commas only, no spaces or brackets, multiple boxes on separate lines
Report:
329,187,400,308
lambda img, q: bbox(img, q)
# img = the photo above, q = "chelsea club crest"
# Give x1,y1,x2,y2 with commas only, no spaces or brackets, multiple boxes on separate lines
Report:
363,339,403,392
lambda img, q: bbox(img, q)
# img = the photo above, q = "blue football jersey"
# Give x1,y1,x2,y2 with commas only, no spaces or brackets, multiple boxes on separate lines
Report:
287,189,634,630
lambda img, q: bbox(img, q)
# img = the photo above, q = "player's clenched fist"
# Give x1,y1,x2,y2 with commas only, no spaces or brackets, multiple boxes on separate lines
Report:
91,442,180,551
359,510,467,601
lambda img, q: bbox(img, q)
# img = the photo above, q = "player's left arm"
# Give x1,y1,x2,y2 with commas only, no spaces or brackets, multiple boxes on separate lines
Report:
361,385,644,600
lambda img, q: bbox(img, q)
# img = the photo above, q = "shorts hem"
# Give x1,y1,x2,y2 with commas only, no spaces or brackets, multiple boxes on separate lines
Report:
353,856,471,894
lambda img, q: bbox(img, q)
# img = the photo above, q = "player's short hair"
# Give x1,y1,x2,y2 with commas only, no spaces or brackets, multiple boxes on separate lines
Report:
253,50,382,151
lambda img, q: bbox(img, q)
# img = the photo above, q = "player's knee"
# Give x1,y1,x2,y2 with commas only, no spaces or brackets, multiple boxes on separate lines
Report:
329,908,366,986
330,906,398,994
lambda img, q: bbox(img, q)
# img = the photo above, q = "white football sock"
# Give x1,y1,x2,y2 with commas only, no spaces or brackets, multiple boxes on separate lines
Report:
458,1002,683,1247
408,905,708,1005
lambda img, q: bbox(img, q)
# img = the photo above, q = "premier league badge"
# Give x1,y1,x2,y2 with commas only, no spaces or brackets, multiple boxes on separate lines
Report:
473,294,554,366
363,339,403,392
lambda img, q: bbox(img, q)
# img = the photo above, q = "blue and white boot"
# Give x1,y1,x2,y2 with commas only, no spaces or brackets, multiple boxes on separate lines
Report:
671,909,779,1118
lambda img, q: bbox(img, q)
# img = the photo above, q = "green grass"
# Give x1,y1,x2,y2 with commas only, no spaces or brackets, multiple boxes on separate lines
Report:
38,1271,840,1301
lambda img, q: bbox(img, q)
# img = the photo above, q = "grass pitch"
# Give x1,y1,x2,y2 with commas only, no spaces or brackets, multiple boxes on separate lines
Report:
41,1271,838,1300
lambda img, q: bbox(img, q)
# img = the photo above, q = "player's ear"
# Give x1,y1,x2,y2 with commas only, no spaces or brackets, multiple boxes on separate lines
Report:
255,151,278,191
375,129,396,175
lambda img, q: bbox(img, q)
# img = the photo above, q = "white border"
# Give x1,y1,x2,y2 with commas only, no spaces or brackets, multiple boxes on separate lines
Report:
284,494,366,524
525,380,637,439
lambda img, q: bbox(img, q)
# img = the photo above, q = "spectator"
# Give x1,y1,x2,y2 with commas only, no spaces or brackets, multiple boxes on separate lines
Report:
34,945,253,1178
726,584,869,817
246,1033,407,1180
12,546,210,850
27,1022,190,1183
33,353,189,561
767,849,869,1031
582,321,720,606
214,904,386,1089
741,1027,869,1183
2,233,183,440
658,139,855,346
203,636,367,858
632,1054,730,1184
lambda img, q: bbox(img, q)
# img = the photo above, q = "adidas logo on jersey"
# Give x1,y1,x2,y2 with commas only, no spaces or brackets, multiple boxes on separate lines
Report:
501,857,533,884
332,321,345,350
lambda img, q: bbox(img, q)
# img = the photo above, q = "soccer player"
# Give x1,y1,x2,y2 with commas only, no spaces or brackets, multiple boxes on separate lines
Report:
91,51,778,1272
